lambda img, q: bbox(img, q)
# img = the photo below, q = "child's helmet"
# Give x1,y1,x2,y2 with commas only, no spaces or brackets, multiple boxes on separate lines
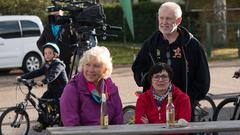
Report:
42,42,60,55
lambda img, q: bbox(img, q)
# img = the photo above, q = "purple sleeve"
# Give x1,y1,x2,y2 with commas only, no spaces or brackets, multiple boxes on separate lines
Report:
60,83,81,126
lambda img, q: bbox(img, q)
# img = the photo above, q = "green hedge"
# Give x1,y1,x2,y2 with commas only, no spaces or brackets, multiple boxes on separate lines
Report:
102,2,159,43
102,2,195,43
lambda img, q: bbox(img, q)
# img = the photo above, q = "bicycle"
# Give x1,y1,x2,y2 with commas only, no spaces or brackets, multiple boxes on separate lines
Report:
212,94,240,135
213,94,240,121
122,91,216,125
0,78,61,135
211,72,240,135
193,94,216,122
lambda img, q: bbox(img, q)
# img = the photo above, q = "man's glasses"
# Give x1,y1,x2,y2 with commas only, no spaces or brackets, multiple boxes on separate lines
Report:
152,74,169,81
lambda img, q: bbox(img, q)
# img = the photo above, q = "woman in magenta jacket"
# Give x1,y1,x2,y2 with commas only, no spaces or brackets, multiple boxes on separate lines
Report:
60,46,123,126
135,62,191,124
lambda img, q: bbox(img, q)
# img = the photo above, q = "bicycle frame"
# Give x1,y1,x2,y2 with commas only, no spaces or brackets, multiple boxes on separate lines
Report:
16,80,44,113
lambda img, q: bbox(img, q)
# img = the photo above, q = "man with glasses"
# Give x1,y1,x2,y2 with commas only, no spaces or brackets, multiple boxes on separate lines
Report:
132,2,210,111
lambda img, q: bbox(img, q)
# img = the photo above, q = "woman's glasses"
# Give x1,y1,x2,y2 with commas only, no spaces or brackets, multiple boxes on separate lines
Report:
152,74,169,81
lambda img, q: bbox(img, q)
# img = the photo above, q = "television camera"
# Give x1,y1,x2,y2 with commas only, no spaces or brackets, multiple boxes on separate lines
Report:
47,0,122,78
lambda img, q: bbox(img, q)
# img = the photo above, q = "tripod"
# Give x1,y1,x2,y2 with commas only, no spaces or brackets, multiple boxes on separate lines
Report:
69,31,98,79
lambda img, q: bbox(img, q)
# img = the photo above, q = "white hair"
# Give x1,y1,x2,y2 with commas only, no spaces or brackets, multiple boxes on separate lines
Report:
158,2,182,18
78,46,112,79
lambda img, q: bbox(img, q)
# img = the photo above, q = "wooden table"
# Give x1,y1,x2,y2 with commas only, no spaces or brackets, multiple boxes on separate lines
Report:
46,120,240,135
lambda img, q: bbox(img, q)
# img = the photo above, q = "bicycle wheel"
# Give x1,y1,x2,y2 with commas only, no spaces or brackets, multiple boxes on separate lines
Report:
193,95,216,122
122,105,135,124
212,97,240,135
212,97,240,121
0,107,30,135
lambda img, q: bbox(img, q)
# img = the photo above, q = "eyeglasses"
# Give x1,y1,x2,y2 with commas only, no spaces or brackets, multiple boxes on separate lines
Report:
152,74,169,81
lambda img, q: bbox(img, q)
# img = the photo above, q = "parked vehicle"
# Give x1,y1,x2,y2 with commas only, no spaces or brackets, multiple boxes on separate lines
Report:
0,15,44,73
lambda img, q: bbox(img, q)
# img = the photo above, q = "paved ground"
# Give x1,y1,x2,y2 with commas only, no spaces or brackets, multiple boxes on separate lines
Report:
0,60,240,134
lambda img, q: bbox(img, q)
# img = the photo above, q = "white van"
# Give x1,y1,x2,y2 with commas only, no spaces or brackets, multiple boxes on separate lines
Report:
0,15,44,73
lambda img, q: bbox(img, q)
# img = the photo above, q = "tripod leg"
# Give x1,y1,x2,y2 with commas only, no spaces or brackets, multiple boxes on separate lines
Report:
69,49,83,78
73,49,84,75
69,49,77,79
74,54,80,75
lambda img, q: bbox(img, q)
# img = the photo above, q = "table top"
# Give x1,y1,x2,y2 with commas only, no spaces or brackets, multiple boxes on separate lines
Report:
46,120,240,135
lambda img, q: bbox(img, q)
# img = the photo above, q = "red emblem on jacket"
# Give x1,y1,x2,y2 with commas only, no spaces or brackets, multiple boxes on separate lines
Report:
173,47,182,58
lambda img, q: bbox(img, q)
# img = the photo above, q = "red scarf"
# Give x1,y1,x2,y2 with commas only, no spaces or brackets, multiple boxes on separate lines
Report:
87,80,109,104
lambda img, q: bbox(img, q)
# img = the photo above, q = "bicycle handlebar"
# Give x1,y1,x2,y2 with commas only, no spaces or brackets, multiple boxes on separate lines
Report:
17,78,36,87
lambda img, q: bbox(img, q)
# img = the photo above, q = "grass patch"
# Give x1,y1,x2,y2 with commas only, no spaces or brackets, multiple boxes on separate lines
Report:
209,48,239,61
99,42,140,65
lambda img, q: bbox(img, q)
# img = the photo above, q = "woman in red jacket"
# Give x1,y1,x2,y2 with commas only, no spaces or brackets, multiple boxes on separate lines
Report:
135,62,191,124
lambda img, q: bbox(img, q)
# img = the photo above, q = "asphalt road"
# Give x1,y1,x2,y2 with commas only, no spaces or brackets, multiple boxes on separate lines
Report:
0,60,240,134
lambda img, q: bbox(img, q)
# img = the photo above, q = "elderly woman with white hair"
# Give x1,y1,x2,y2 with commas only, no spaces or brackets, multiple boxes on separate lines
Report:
60,46,123,126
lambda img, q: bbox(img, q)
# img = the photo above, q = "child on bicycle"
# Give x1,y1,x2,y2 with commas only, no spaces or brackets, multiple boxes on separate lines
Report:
17,42,68,132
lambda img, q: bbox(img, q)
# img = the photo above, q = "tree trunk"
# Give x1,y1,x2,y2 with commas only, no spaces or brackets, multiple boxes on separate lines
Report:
213,0,227,47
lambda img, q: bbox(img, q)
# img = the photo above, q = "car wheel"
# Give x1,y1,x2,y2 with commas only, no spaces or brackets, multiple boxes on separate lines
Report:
22,53,42,73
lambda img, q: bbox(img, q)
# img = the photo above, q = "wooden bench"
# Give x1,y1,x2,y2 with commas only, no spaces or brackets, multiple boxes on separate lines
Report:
46,120,240,135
